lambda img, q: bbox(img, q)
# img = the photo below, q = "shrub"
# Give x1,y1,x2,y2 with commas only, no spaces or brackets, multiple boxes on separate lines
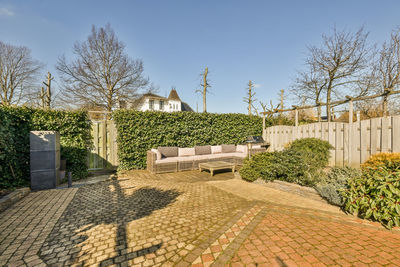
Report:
361,152,400,172
239,159,260,182
239,149,323,186
113,110,271,170
343,165,400,229
0,107,91,189
316,166,361,206
288,138,333,169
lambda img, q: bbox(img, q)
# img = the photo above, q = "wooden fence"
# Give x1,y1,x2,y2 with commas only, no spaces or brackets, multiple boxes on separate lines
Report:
87,120,118,170
263,115,400,167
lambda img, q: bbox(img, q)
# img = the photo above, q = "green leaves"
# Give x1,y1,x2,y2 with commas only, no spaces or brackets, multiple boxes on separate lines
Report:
342,161,400,229
0,107,91,189
113,110,264,170
239,138,332,187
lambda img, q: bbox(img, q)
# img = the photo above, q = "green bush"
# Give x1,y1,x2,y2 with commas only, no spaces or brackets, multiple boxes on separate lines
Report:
239,159,260,182
113,110,269,170
288,138,333,169
0,107,91,189
240,138,333,186
316,166,361,206
239,149,322,186
343,165,400,229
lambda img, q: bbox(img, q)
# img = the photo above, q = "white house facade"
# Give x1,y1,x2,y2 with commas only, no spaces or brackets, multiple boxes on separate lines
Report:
135,89,193,112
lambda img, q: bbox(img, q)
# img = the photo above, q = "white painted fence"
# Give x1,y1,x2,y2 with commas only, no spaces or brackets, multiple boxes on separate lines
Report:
263,115,400,167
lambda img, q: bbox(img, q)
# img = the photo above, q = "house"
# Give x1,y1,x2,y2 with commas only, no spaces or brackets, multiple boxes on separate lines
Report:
134,89,194,112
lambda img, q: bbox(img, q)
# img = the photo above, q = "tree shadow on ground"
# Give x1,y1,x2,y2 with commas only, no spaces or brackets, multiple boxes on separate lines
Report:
38,177,180,266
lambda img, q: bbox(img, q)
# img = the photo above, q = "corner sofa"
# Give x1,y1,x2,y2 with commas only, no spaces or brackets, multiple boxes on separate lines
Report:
147,144,261,174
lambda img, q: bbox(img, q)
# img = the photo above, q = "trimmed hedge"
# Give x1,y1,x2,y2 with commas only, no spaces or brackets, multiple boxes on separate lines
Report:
113,110,267,170
0,107,91,189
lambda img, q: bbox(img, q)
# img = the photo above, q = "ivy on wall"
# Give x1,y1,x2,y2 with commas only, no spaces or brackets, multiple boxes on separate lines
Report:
0,107,91,189
113,110,267,170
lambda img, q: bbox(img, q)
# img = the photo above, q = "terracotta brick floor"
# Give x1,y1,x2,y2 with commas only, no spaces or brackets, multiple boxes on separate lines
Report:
0,170,399,267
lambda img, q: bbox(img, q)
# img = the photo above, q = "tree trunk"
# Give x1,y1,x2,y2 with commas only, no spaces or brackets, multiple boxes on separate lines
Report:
326,89,331,122
248,80,252,116
382,93,388,117
203,67,208,113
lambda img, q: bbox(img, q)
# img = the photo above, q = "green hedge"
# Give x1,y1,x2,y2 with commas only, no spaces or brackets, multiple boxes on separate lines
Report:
113,111,267,170
0,107,91,189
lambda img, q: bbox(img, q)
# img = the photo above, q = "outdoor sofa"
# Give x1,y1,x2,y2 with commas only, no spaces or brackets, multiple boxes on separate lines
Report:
147,144,265,174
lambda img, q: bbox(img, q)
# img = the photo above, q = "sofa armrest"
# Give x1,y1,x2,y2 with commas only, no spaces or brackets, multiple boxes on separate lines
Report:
147,150,157,173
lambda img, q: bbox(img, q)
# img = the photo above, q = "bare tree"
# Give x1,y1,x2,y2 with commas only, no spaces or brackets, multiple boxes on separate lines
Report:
243,80,257,115
291,64,326,121
0,41,42,106
39,72,54,109
294,27,372,121
373,29,400,116
196,67,210,113
57,24,148,112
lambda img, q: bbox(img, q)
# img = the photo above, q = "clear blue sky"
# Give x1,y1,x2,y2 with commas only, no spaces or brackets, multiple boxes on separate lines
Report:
1,0,400,113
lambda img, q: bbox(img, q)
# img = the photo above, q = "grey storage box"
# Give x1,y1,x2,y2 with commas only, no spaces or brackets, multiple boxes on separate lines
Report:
30,131,60,190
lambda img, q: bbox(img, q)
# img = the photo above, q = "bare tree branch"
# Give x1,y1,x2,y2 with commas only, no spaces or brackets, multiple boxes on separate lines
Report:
56,24,149,112
0,41,42,106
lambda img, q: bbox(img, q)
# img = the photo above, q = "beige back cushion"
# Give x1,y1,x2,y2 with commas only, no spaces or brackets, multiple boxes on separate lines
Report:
211,145,222,154
151,148,162,160
236,145,247,153
158,146,178,158
178,147,195,157
195,145,212,155
221,144,236,153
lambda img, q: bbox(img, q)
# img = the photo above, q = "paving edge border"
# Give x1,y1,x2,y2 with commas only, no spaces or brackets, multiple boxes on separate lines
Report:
211,206,268,266
0,187,30,213
173,201,257,266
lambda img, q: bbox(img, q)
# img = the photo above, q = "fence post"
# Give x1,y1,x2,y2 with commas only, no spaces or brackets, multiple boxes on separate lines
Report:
348,100,353,166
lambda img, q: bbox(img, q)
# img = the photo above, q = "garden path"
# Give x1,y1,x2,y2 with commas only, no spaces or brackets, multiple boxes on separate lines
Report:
0,170,399,267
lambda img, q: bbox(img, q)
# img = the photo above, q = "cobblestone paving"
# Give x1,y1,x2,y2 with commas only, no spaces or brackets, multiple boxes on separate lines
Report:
1,170,400,267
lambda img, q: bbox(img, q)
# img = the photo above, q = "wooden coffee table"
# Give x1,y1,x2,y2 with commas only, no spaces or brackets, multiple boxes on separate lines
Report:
199,161,236,176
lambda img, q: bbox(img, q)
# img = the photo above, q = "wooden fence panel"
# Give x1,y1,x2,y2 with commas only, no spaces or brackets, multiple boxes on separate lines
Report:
88,120,118,170
393,116,400,152
263,115,400,167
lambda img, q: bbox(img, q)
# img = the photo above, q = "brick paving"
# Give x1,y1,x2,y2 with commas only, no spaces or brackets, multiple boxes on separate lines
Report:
0,170,400,267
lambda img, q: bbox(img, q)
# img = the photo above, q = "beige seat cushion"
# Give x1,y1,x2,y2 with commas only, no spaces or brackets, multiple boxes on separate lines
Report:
155,157,179,164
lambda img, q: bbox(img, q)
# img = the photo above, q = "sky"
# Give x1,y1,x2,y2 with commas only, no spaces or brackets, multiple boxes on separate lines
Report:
1,0,400,114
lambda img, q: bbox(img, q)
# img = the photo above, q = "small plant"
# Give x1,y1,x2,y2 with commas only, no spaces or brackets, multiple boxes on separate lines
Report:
316,166,361,206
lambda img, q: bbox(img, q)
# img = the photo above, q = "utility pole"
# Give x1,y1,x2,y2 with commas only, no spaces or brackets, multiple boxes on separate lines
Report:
42,72,54,109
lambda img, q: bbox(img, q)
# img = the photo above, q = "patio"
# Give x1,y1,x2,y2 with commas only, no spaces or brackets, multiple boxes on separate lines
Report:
1,170,400,266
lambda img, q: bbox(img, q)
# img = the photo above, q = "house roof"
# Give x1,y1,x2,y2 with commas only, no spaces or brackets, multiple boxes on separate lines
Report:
142,93,167,100
181,102,194,112
168,89,181,101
